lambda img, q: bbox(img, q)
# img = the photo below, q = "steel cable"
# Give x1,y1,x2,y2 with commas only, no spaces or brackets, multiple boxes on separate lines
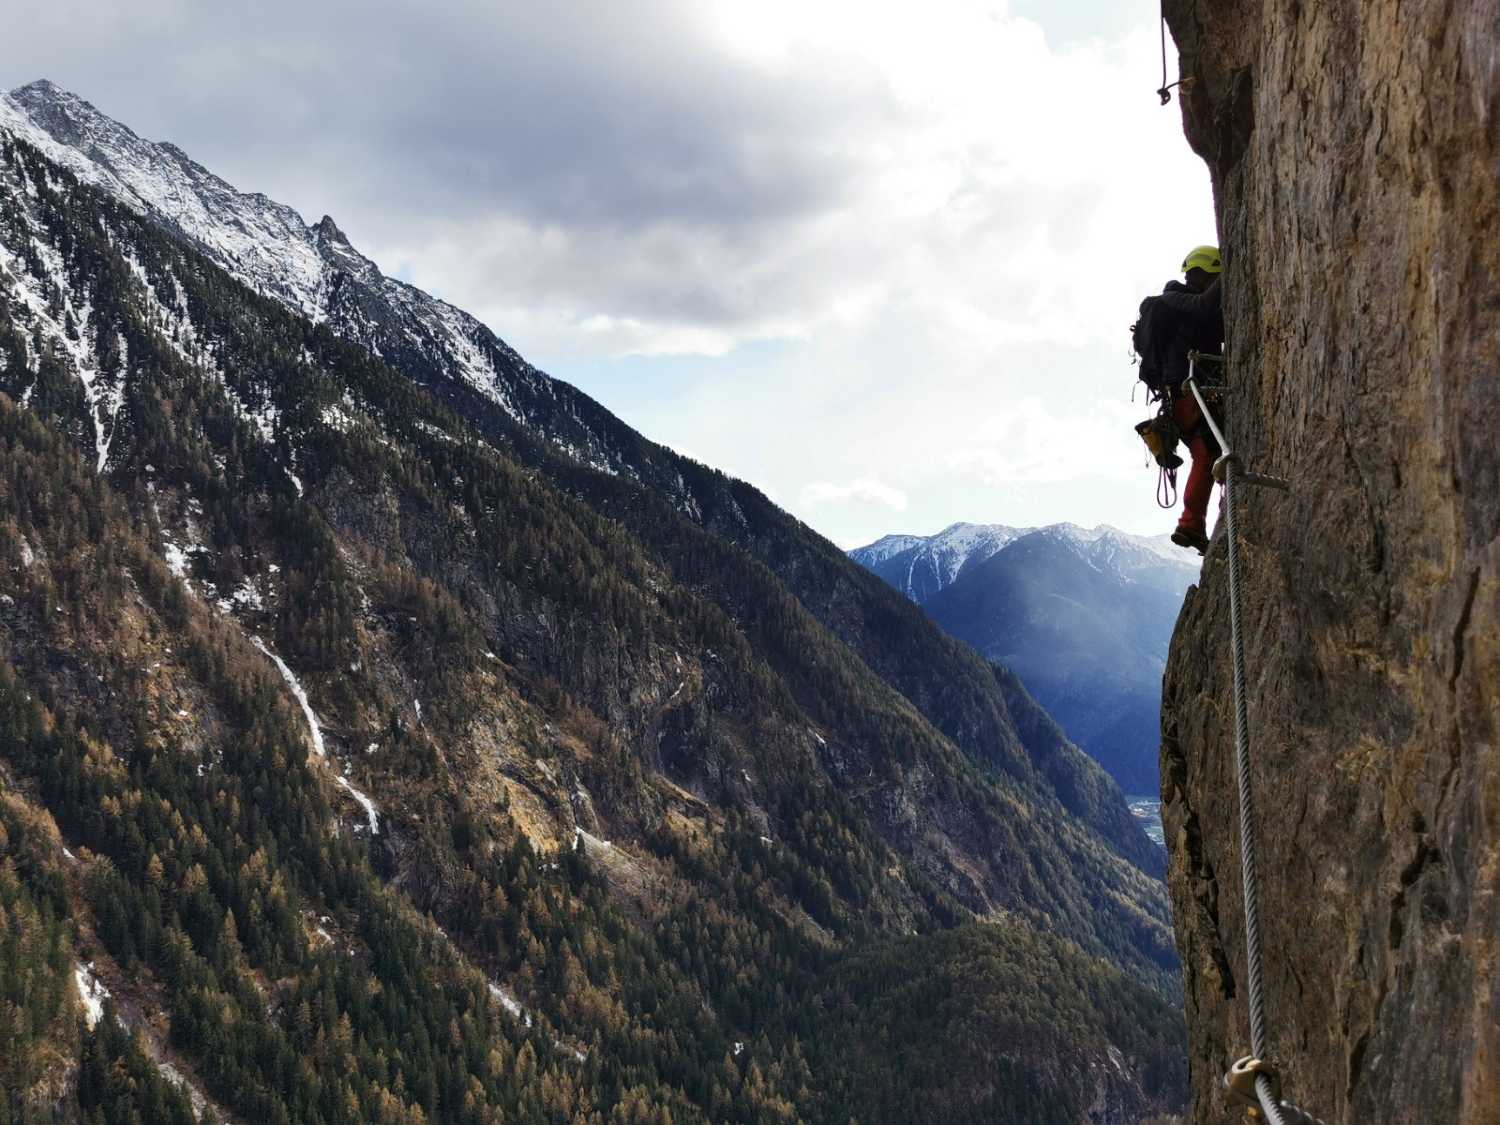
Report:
1223,460,1269,1058
1206,372,1326,1125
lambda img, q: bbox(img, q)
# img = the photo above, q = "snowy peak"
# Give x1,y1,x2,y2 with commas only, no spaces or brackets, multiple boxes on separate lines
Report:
852,520,1197,793
2,79,332,321
1082,530,1185,574
312,213,382,284
930,520,1025,558
1045,522,1182,565
313,214,348,244
0,80,635,481
4,79,428,328
849,520,1194,603
8,79,97,134
10,78,60,96
851,533,927,567
847,521,1024,602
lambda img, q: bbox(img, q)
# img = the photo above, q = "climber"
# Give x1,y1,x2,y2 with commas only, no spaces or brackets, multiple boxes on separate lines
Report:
1135,245,1225,553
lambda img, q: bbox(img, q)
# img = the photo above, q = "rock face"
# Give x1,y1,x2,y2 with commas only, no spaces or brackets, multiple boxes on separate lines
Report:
1160,3,1500,1123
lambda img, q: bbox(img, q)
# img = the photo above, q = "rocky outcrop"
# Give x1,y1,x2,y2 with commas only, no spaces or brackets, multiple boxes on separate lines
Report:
1160,2,1500,1123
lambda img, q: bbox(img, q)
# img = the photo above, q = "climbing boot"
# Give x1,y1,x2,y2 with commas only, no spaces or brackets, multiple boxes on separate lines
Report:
1171,526,1209,555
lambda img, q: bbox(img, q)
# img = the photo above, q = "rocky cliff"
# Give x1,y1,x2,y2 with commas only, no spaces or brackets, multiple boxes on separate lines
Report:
1160,2,1499,1123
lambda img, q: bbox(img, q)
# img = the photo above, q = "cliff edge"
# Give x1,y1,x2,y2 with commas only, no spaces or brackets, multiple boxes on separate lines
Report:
1160,2,1499,1123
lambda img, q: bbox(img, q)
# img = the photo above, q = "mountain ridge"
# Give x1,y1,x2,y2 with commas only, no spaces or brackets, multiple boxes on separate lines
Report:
0,77,1161,877
849,521,1193,606
0,86,1185,1122
850,522,1195,791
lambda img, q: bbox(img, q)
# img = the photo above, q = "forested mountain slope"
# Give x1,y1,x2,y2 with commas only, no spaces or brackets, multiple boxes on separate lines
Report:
0,123,1184,1122
0,79,1159,877
852,524,1195,793
921,528,1192,794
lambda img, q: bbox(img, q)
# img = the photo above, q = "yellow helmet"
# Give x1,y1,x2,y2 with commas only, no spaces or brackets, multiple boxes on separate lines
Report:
1182,245,1222,274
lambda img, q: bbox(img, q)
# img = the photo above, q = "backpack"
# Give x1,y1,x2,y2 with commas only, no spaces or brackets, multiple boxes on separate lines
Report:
1130,295,1179,398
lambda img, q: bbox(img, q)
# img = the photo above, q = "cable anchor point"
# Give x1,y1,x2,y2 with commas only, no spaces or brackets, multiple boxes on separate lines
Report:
1225,1056,1281,1118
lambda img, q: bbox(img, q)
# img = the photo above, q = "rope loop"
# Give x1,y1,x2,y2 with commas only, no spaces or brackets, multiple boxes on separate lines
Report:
1158,3,1173,103
1156,464,1178,509
1156,1,1192,103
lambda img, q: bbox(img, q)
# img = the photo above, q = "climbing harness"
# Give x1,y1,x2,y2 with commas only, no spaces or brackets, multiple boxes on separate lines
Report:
1184,354,1326,1125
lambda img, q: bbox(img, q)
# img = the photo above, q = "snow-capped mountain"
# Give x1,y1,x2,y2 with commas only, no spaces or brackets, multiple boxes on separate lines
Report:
0,85,1190,1119
0,82,332,318
849,522,1196,793
847,532,927,568
0,80,1166,850
0,79,627,476
0,76,1169,860
848,523,1024,602
849,521,1192,604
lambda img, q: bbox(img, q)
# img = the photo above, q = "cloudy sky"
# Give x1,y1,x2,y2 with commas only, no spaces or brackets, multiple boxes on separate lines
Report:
5,0,1215,548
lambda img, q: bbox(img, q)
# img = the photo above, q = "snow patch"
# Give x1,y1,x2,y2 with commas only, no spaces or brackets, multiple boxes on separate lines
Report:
574,826,612,851
487,982,532,1027
1106,1044,1127,1075
230,578,264,611
162,540,192,579
252,637,379,834
337,775,380,835
320,402,358,432
155,1060,212,1118
253,637,325,758
74,962,109,1028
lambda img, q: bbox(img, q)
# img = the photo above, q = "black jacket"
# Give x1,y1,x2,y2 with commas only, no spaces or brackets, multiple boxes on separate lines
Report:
1153,277,1223,386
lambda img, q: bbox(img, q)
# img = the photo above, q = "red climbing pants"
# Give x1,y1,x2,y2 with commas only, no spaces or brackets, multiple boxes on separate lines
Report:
1173,393,1218,533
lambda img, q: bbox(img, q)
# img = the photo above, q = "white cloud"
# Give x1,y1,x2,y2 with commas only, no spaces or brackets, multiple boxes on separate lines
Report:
337,2,1211,363
394,3,1218,545
579,314,740,358
4,0,1214,547
943,396,1152,487
799,478,909,511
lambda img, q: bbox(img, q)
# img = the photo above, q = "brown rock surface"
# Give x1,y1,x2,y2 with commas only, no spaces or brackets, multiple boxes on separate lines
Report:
1160,2,1500,1123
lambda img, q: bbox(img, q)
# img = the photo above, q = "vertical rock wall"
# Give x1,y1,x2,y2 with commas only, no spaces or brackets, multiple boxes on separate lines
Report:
1159,2,1500,1122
